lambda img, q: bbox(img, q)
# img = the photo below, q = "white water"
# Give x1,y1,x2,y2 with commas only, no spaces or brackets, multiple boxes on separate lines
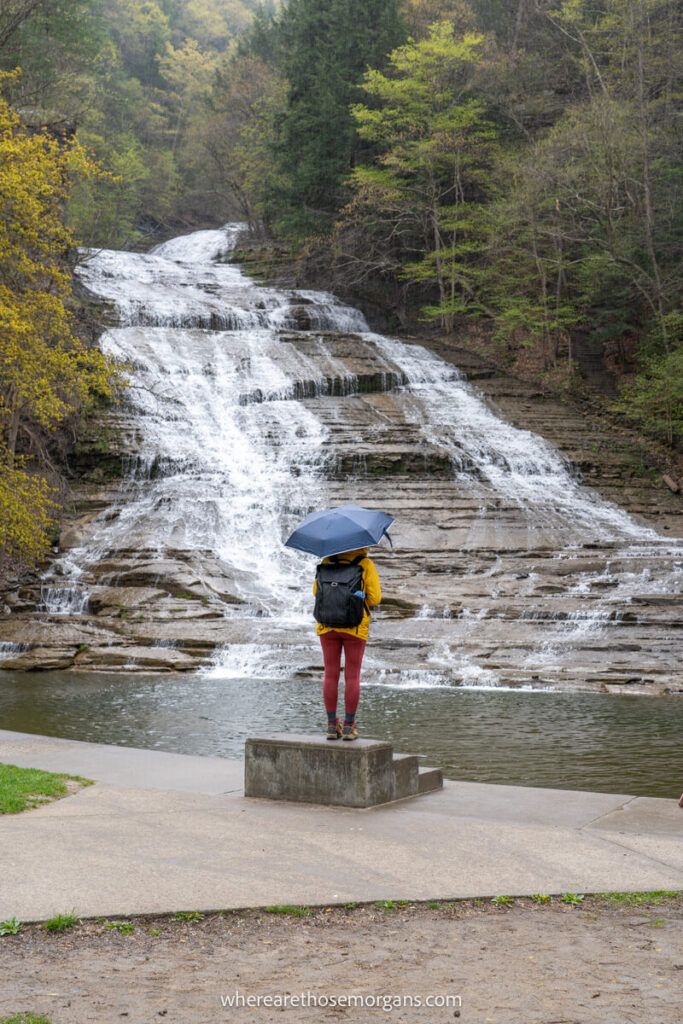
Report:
372,334,658,542
39,223,680,689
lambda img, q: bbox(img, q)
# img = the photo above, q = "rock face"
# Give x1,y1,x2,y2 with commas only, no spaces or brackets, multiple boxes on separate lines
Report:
1,224,681,693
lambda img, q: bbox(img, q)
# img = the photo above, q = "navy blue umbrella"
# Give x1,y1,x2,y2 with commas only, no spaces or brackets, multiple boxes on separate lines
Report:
285,504,394,558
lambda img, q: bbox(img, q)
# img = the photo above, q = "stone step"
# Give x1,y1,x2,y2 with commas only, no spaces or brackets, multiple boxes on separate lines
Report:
418,766,444,795
244,734,442,808
391,752,420,799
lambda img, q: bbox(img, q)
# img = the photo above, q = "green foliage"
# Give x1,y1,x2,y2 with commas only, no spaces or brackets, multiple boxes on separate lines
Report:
105,919,135,934
597,890,680,906
269,0,406,236
42,912,79,933
199,51,287,229
348,22,496,328
0,0,268,237
374,899,398,910
0,1,107,122
560,892,585,905
614,348,683,445
0,763,90,814
491,894,515,907
0,917,22,936
173,910,204,922
530,894,552,904
264,904,312,916
0,85,120,564
0,1017,52,1024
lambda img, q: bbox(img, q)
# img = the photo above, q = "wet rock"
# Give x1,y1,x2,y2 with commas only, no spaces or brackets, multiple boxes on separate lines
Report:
74,645,201,671
2,647,76,671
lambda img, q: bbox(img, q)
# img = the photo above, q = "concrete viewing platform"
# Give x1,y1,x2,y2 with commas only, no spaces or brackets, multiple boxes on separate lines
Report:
1,728,682,922
245,734,443,807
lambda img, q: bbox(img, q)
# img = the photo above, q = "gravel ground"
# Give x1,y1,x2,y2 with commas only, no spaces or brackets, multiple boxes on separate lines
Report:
1,896,682,1023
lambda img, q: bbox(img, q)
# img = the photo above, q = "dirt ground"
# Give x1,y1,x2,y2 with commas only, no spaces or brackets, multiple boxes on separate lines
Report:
1,897,682,1024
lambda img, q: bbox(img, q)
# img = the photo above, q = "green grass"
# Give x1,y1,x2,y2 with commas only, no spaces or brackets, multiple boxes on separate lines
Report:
1,1015,53,1024
0,917,21,936
530,894,552,904
264,905,312,917
42,912,79,933
173,911,204,923
596,890,679,906
561,893,585,905
0,764,92,814
105,920,135,935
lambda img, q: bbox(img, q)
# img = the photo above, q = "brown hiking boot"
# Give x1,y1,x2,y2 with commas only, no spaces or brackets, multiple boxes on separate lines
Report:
327,719,342,740
342,720,358,741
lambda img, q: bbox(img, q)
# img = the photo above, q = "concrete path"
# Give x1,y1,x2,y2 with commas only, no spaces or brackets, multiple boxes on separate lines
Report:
1,729,681,922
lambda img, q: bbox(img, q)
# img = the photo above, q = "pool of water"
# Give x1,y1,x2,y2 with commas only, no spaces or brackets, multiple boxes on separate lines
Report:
1,670,681,798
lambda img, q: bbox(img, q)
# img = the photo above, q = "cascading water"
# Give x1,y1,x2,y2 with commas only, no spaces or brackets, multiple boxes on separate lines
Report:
371,334,658,541
34,223,680,692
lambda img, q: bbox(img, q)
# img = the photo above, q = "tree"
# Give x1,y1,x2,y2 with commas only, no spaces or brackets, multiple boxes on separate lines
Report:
482,0,681,377
347,22,497,329
202,52,286,228
615,348,683,445
103,0,171,86
402,0,477,37
0,79,118,564
270,0,405,236
0,0,107,125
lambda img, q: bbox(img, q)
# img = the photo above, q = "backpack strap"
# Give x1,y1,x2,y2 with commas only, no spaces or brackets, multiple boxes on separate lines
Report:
329,554,365,566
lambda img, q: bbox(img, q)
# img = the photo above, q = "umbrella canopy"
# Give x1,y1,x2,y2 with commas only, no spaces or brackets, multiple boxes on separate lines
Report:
285,504,394,558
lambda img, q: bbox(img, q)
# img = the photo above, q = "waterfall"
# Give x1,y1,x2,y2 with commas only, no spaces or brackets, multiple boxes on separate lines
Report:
34,222,680,691
44,226,337,618
371,334,656,542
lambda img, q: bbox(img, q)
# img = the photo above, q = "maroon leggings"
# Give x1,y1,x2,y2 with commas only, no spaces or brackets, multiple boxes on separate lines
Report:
320,630,366,717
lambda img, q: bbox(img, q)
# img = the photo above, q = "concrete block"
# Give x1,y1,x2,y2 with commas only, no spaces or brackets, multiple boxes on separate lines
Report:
245,735,395,808
392,753,420,799
418,766,444,794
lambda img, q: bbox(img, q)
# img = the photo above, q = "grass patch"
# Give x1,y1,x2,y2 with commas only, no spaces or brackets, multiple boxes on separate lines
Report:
42,912,79,933
597,890,679,906
491,895,515,907
0,917,21,936
0,764,92,814
105,920,135,935
1,1015,53,1024
560,893,585,905
264,905,312,917
173,911,204,923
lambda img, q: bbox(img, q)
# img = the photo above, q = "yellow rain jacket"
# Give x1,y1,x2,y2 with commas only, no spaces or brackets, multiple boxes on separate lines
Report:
312,548,382,641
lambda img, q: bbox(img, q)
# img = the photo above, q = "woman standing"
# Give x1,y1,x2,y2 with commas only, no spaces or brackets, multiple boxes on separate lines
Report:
312,547,382,741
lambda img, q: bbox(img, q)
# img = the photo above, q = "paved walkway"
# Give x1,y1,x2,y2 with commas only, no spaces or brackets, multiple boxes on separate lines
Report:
1,729,681,921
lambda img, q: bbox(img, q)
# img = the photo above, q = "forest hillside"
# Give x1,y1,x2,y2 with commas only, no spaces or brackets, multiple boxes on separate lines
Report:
0,0,681,571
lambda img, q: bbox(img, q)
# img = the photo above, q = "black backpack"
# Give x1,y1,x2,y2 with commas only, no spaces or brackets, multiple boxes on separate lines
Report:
314,555,366,629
